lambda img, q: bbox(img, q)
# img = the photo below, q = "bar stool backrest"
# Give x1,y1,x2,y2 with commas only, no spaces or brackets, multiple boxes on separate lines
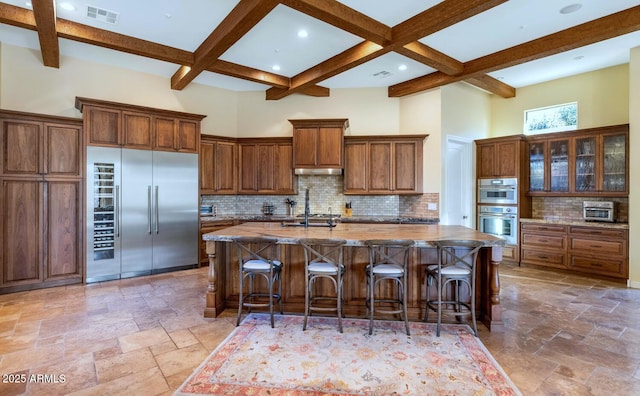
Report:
299,238,346,265
233,236,279,265
365,239,414,267
432,240,484,270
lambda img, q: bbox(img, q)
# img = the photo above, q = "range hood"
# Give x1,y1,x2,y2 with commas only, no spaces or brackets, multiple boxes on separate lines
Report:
294,168,343,176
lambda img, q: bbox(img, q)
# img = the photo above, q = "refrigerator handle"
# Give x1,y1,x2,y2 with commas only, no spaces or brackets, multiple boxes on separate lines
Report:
155,185,159,234
147,185,152,234
115,185,120,237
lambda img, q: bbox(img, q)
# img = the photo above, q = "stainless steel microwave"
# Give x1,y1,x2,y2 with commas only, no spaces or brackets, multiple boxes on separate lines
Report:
478,178,518,205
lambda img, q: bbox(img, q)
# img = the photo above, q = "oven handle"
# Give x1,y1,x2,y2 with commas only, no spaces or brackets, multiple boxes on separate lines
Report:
478,186,517,191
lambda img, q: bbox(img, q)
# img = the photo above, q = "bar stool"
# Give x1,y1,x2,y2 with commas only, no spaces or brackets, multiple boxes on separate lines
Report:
232,236,283,328
424,240,484,337
365,239,414,336
299,238,346,333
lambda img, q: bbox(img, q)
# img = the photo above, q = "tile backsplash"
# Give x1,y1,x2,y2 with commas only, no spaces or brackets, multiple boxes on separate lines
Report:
201,175,439,218
531,196,628,223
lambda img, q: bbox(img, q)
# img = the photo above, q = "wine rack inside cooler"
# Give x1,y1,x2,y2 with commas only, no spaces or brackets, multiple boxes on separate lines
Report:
93,163,116,261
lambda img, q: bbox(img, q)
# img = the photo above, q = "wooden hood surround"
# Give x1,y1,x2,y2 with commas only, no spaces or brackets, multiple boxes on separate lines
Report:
1,1,639,100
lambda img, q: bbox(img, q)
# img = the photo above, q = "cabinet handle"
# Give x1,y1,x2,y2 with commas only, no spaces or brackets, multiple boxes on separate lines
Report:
539,239,548,243
591,263,604,267
590,244,602,248
589,231,602,235
538,255,549,259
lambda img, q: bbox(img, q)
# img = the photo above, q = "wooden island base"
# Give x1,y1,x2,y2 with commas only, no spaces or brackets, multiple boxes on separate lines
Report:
203,222,505,332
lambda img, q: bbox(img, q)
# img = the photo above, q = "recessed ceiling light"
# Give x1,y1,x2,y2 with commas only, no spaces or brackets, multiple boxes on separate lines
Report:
59,2,76,11
272,65,281,71
297,29,308,38
398,64,407,71
574,55,584,61
559,3,582,14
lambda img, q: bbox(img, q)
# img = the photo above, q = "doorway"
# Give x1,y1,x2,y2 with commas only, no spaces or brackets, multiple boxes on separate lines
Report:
443,136,473,227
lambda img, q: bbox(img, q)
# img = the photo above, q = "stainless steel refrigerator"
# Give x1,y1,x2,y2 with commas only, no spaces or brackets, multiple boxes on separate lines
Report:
86,147,198,282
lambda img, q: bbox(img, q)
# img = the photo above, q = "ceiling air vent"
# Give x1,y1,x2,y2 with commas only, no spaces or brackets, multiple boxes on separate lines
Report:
373,70,392,79
86,5,119,24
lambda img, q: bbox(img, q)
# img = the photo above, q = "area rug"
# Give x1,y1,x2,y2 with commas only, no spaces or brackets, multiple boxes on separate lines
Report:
175,313,521,396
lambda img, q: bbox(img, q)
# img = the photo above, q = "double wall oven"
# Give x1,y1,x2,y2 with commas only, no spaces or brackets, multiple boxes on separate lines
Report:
477,178,518,245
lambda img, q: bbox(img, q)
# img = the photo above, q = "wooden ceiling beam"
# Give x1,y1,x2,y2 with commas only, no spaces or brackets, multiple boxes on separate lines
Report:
391,0,508,44
170,0,279,90
30,0,59,67
465,75,515,98
396,42,463,76
266,40,385,100
264,0,506,100
208,60,290,89
281,0,392,45
389,5,640,97
57,19,194,65
0,2,35,29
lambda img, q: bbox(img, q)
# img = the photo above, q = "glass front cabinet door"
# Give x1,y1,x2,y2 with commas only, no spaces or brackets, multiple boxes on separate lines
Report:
601,132,627,194
528,142,545,192
548,138,570,193
574,136,596,193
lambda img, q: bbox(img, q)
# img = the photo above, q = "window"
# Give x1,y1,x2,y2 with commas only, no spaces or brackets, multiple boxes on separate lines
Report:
524,102,577,134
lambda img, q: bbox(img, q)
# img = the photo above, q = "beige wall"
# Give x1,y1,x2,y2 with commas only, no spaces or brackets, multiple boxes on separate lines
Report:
0,44,238,134
236,88,401,137
490,64,630,136
629,46,639,288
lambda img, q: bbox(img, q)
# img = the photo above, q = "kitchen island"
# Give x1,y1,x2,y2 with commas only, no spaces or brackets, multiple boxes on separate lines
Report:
203,222,506,331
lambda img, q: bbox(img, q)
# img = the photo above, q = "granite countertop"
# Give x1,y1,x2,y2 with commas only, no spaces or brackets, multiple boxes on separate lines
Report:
201,214,440,225
520,218,629,229
202,222,503,248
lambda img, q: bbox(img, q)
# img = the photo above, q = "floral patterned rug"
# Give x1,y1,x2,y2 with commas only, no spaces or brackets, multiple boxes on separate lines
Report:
175,313,521,396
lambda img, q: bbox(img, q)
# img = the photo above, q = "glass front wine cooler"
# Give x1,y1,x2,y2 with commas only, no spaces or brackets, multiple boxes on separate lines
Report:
92,163,117,261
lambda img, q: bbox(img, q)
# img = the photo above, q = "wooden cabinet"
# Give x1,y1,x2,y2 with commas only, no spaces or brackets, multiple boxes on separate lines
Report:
153,116,200,153
238,138,296,194
344,135,425,195
290,119,347,171
527,124,628,196
200,136,237,195
0,110,84,293
76,97,205,153
568,226,628,278
520,222,628,279
520,223,567,269
476,136,524,179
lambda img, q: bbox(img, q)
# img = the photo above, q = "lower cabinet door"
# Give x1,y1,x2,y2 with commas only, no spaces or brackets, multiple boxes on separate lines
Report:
45,180,83,281
1,179,44,287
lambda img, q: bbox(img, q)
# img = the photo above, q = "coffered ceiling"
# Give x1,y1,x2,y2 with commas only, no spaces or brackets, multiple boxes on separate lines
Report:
1,0,639,100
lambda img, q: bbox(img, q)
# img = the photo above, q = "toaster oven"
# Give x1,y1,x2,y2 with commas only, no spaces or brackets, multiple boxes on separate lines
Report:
583,201,614,222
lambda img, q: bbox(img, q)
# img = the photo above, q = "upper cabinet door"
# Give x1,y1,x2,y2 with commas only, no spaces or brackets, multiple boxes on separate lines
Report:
84,106,122,147
44,122,82,178
292,127,318,167
316,127,343,168
600,132,627,194
123,111,153,150
528,142,546,193
153,117,177,151
1,119,42,176
548,138,570,193
476,140,520,178
177,119,199,153
574,135,596,193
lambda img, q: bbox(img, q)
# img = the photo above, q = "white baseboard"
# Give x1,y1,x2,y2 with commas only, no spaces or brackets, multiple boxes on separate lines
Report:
627,279,640,289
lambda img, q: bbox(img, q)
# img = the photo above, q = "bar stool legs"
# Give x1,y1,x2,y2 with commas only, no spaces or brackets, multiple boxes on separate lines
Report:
299,238,346,333
233,236,283,328
365,240,414,336
425,240,483,336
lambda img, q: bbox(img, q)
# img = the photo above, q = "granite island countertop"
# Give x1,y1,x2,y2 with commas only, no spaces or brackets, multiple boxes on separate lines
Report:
202,222,502,248
200,214,439,225
520,218,629,230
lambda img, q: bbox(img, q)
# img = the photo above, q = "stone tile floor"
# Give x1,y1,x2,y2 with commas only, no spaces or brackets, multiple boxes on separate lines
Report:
0,264,638,395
